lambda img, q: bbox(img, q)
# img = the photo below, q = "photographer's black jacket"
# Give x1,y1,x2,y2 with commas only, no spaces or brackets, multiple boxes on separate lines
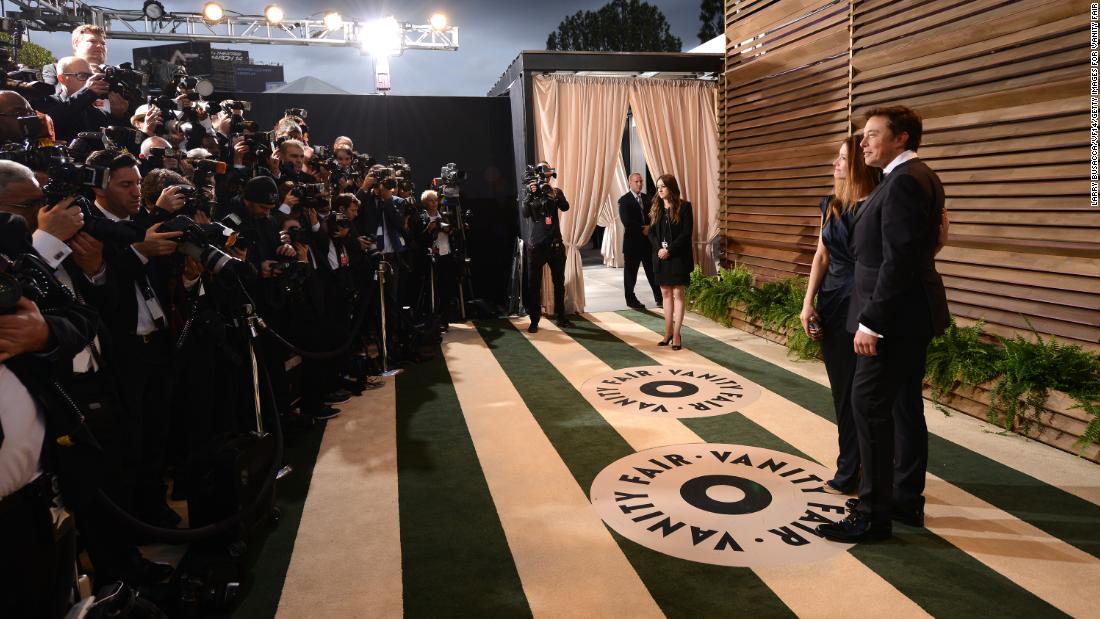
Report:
523,187,569,248
34,86,126,143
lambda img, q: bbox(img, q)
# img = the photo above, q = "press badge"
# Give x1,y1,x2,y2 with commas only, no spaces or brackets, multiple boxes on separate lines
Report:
545,216,552,225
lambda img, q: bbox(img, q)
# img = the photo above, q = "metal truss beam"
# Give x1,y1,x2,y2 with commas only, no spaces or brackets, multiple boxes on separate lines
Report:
5,0,459,52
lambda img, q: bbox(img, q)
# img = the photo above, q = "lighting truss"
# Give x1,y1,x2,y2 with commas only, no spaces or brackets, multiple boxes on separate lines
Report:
4,0,460,52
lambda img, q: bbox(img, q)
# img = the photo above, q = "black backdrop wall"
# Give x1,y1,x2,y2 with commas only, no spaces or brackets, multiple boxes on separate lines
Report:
225,93,518,307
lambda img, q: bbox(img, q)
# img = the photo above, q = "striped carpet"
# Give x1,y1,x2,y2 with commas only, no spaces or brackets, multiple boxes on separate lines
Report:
254,309,1100,618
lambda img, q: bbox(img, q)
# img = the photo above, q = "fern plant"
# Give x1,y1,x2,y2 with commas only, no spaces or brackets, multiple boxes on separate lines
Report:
690,264,753,326
989,331,1100,434
924,319,1001,403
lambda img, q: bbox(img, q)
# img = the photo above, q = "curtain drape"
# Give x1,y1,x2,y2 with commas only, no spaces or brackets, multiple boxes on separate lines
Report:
533,74,631,314
628,80,720,274
599,157,629,267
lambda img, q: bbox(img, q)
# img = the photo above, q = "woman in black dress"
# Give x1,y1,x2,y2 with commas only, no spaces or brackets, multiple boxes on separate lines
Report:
650,174,693,350
800,134,880,494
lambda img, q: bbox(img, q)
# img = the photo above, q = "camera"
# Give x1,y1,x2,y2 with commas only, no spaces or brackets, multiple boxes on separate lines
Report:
0,20,55,100
167,184,211,216
102,63,145,100
524,163,557,197
285,225,311,246
220,99,252,113
42,157,142,247
158,215,242,275
0,142,66,171
284,107,307,120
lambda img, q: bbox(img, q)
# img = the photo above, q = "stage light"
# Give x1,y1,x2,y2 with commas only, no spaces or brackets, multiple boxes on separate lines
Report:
202,2,224,23
264,5,285,24
323,11,343,30
430,13,448,31
361,16,402,58
142,0,165,20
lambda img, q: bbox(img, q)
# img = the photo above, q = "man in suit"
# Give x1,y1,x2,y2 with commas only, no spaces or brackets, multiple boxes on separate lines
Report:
619,172,661,309
818,106,950,543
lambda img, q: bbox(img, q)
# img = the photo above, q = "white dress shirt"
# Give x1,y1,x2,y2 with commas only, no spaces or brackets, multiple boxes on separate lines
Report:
857,150,919,339
0,364,45,498
426,212,451,256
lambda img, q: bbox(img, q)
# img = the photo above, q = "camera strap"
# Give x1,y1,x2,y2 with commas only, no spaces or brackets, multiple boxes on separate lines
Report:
137,276,167,331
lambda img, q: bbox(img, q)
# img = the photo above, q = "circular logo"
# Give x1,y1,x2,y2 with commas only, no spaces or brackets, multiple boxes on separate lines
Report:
580,365,761,419
590,444,853,567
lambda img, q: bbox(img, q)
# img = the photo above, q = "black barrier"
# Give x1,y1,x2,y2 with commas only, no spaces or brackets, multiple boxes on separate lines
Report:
220,92,519,307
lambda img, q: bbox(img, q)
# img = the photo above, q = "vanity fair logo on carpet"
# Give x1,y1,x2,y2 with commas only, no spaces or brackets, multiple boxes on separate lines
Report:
580,365,761,419
590,444,853,567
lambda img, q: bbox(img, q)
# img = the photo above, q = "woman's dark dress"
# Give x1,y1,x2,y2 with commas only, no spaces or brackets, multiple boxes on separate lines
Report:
650,201,694,286
817,195,860,490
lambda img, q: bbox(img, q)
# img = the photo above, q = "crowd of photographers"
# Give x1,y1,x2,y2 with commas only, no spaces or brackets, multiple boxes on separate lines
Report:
0,25,468,617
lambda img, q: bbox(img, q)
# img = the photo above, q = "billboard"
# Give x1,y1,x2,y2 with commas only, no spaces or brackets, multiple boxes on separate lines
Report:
235,64,286,92
132,41,214,76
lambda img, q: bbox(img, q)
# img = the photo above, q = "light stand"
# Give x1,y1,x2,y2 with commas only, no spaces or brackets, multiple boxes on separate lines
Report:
376,260,402,377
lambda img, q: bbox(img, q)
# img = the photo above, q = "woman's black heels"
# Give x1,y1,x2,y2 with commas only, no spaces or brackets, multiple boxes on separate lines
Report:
671,341,682,351
658,337,671,346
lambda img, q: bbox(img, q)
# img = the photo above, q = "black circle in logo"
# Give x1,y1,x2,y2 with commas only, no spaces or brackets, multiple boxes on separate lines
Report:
638,380,700,399
679,475,773,515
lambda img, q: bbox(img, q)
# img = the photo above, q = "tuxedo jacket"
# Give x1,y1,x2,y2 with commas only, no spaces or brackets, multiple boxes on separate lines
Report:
846,158,950,339
618,191,651,256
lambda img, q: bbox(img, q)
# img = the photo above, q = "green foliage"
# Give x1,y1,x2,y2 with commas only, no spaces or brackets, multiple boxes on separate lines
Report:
0,33,56,69
988,331,1100,436
744,277,804,332
689,264,752,326
784,315,822,360
546,0,682,52
924,319,1001,402
1076,396,1100,449
697,0,724,43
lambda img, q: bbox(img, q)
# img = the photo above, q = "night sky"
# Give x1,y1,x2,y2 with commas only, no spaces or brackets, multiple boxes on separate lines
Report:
20,0,709,95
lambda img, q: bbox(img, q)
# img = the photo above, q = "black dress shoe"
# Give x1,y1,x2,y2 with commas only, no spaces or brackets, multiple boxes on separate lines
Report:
528,323,539,334
845,497,859,511
891,505,925,528
817,511,892,543
556,317,574,328
627,300,645,309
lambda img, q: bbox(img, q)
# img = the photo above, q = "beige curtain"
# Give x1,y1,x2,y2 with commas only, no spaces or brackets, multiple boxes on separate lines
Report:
599,157,630,267
628,80,720,274
533,74,631,313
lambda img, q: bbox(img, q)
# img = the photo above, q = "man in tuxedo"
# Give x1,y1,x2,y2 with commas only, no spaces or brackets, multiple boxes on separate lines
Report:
619,172,661,309
818,106,949,543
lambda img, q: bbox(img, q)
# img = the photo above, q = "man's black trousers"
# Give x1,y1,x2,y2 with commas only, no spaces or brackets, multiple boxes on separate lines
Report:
526,242,566,325
623,248,661,305
851,335,931,521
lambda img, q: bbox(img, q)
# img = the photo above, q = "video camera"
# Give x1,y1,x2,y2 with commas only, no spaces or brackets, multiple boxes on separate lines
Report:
434,162,466,199
0,20,54,100
523,163,557,197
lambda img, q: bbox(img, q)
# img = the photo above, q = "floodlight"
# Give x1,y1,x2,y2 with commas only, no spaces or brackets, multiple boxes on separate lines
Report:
142,0,165,20
430,13,448,31
361,16,402,58
202,2,224,23
264,5,285,24
323,11,343,30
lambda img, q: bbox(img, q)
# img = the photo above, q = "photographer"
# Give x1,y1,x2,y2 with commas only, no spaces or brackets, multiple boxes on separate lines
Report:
82,149,185,528
0,90,38,144
522,161,572,333
35,57,129,142
0,160,108,618
418,189,459,328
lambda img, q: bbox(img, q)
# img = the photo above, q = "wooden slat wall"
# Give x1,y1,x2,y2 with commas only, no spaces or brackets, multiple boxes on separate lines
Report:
720,0,1100,350
720,0,851,282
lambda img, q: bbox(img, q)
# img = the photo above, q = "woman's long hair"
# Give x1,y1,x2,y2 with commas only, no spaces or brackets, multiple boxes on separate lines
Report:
650,174,683,225
827,134,879,223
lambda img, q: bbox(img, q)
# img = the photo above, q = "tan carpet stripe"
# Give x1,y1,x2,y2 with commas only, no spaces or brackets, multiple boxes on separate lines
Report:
443,323,664,618
516,317,929,619
276,378,403,618
588,310,1100,618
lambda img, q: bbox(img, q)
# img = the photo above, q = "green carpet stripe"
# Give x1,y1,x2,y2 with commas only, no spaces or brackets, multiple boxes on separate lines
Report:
475,319,794,619
232,419,327,618
622,310,1100,560
569,313,1065,618
396,348,532,617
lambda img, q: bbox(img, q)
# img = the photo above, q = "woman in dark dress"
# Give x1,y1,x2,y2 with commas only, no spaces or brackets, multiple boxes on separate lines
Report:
800,135,880,494
650,174,693,350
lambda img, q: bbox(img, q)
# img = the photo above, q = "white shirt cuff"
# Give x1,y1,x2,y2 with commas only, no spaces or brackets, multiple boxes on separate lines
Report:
311,222,321,232
278,203,293,215
858,323,884,338
86,266,107,286
31,230,72,269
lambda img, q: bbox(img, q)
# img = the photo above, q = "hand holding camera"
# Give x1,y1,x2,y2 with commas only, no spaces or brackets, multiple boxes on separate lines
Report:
0,296,49,363
69,232,104,277
133,222,184,258
37,196,84,242
155,185,187,213
85,72,110,97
